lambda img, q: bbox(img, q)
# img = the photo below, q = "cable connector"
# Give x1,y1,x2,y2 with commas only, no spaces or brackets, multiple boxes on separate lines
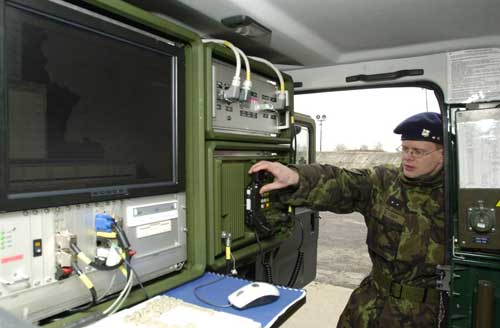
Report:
70,243,92,266
257,102,275,111
224,77,241,102
105,246,122,267
221,231,234,275
275,91,287,111
56,231,77,250
113,222,131,250
239,79,253,102
95,213,115,233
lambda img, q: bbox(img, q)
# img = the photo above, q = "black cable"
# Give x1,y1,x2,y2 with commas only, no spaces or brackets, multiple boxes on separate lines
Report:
193,276,232,308
65,263,98,314
112,223,133,280
70,243,124,271
255,232,273,284
295,214,305,251
111,223,149,300
287,252,304,288
288,116,297,164
287,215,305,287
252,212,274,236
293,125,298,163
66,275,134,308
113,223,131,250
65,288,97,314
263,254,273,284
91,259,123,271
225,258,232,275
122,256,150,300
125,255,131,280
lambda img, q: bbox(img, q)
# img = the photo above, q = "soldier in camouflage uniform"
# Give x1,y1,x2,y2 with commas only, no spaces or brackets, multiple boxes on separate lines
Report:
249,112,445,327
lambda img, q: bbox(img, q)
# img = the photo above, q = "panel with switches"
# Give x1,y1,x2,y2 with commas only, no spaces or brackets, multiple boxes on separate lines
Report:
212,59,287,136
458,191,500,250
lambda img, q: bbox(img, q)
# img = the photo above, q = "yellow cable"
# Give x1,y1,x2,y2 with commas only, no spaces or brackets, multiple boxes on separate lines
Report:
224,41,251,81
119,266,128,277
79,274,94,289
77,252,92,265
96,231,117,239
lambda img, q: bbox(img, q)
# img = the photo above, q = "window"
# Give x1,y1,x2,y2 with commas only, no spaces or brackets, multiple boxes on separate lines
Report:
293,86,441,289
295,125,310,164
295,87,440,153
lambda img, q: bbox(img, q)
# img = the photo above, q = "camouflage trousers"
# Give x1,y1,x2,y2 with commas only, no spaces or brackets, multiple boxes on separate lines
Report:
337,276,439,328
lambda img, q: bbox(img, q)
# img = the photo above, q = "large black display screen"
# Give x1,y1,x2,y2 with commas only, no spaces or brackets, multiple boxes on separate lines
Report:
2,1,184,210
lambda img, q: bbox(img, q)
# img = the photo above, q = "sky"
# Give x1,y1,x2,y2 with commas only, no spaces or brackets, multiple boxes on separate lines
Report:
294,87,440,152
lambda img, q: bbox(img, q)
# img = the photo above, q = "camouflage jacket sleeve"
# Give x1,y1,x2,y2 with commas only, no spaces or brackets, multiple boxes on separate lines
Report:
281,164,383,216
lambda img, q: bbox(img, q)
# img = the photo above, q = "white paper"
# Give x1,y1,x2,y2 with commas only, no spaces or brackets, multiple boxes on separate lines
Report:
447,48,500,103
457,110,500,188
88,296,261,328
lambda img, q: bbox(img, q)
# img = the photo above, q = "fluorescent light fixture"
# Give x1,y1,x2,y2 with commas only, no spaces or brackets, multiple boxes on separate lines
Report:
221,15,272,38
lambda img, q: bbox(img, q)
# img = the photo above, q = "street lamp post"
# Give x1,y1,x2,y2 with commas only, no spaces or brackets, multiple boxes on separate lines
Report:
315,114,327,152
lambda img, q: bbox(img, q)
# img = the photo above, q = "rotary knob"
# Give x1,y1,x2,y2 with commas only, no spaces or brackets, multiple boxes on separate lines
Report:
468,206,495,233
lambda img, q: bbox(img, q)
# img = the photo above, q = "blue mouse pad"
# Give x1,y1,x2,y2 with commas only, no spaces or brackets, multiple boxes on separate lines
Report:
164,272,306,328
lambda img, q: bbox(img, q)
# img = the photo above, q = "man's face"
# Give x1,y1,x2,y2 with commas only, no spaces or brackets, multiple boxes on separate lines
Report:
400,140,444,178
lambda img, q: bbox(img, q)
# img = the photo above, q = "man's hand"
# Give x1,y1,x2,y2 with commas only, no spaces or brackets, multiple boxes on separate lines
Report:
248,161,300,194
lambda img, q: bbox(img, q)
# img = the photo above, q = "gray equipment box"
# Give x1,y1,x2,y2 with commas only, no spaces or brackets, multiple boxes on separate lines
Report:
0,194,186,322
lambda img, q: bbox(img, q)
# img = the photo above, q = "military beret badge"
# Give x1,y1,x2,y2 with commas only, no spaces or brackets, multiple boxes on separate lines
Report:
393,112,443,144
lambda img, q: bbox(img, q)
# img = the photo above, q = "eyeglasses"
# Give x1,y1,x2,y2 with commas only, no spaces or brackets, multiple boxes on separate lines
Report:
396,145,441,159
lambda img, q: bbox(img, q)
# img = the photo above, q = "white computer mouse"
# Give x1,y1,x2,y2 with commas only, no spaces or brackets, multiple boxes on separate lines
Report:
228,282,280,309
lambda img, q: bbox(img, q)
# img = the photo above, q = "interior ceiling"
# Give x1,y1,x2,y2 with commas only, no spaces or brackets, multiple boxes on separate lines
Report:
126,0,500,68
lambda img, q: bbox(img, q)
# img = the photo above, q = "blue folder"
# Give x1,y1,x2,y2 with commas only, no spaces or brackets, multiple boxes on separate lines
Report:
164,272,306,328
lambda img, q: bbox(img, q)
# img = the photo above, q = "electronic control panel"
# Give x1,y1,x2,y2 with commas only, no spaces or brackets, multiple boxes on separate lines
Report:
0,194,186,322
456,108,500,251
212,59,287,136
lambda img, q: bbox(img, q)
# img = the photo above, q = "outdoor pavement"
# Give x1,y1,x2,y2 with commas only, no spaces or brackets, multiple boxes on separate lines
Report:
282,211,371,327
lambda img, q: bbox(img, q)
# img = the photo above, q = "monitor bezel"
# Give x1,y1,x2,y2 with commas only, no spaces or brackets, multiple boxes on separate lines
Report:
0,0,186,212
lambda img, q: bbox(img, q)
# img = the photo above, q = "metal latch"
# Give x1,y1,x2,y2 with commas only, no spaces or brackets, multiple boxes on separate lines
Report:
436,264,451,292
